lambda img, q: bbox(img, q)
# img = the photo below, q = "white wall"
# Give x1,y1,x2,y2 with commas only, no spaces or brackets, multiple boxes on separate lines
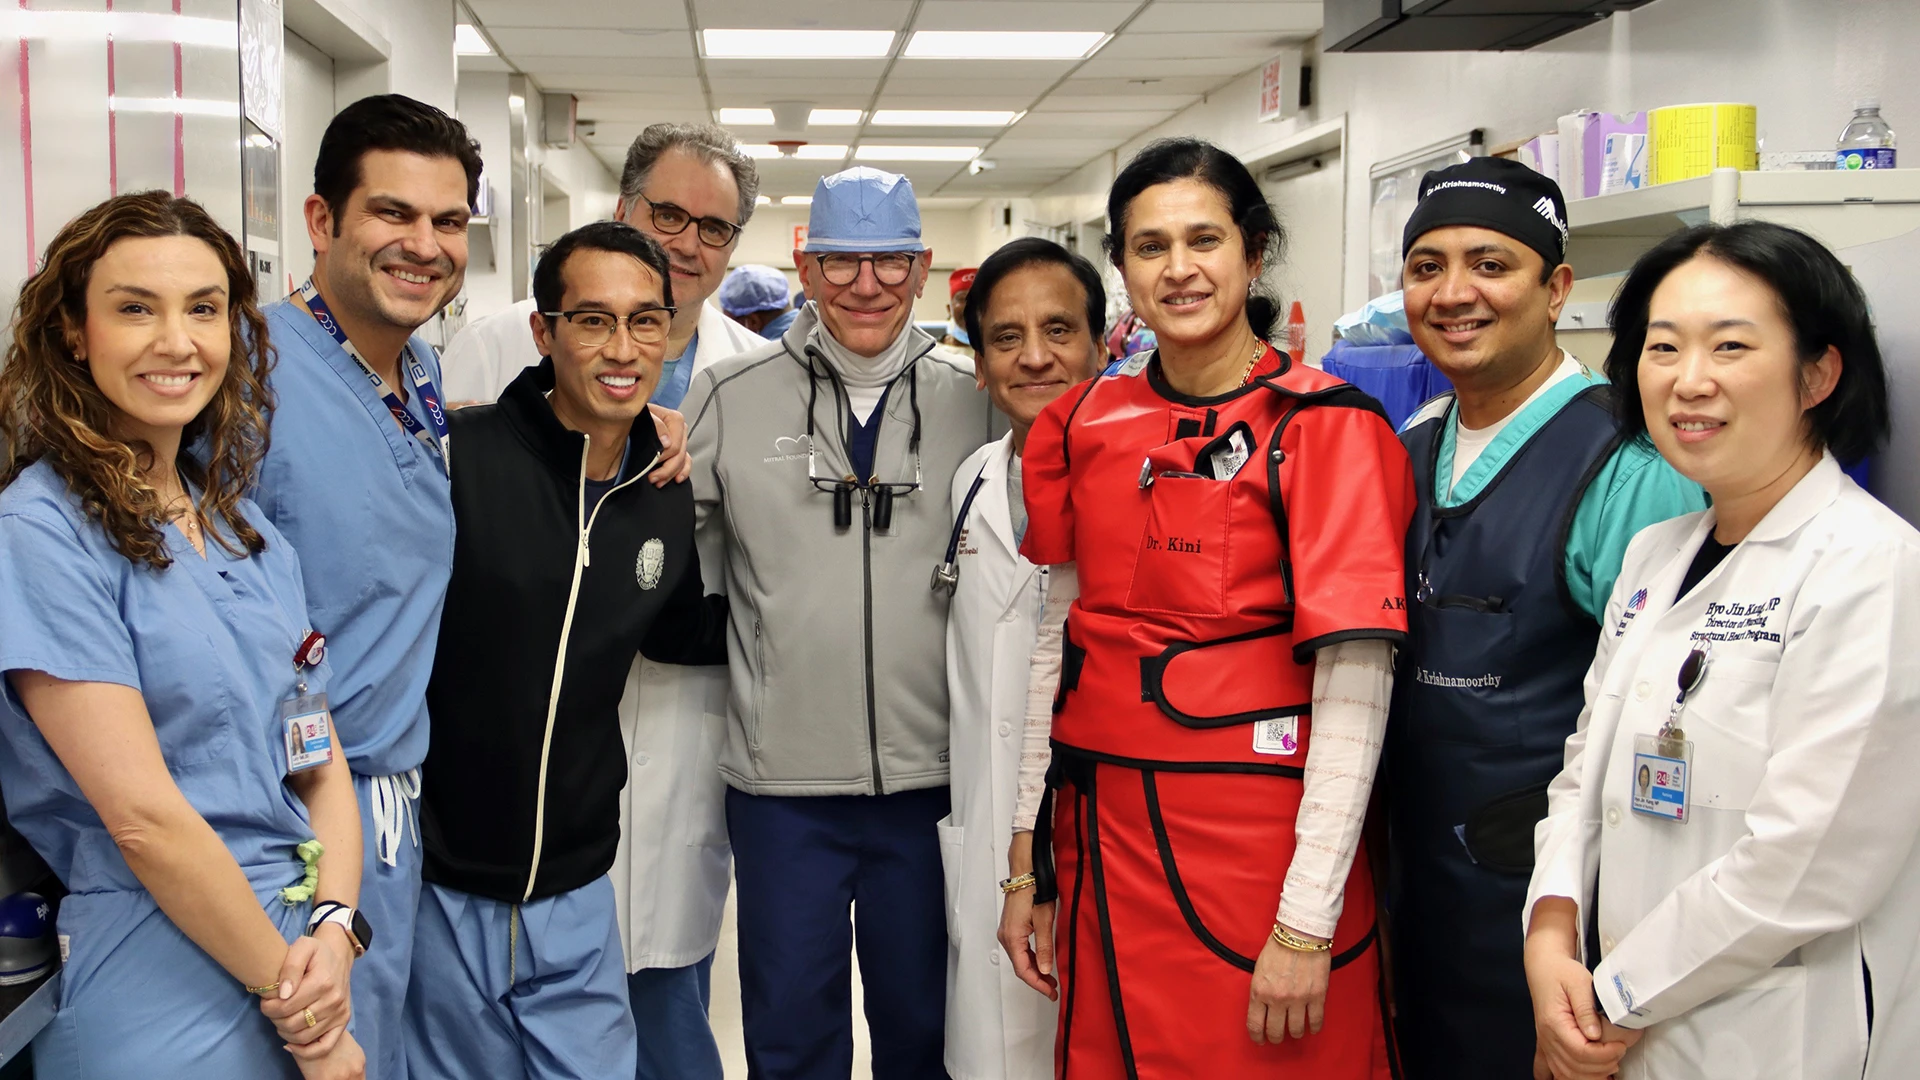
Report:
314,0,456,112
453,75,619,322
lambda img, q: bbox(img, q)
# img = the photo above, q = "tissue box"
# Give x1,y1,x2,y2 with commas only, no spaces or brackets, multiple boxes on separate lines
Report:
1518,133,1560,183
1557,111,1649,198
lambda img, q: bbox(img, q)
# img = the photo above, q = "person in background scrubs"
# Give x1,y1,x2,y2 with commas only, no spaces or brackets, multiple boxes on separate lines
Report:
941,267,977,356
1385,157,1706,1080
251,94,479,1080
718,264,793,338
0,192,366,1079
941,237,1105,1080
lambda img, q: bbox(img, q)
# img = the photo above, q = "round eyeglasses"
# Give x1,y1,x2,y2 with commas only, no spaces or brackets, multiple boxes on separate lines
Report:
541,307,677,347
814,252,918,287
636,194,742,248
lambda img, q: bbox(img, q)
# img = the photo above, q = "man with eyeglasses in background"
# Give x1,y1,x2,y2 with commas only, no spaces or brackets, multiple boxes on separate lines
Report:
680,166,990,1079
407,220,729,1080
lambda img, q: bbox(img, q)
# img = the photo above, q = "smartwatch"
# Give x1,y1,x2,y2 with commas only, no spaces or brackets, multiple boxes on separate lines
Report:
307,901,373,957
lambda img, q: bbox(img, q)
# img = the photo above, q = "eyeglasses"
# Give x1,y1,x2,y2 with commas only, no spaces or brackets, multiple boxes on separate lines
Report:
635,194,742,248
815,252,918,287
541,307,677,347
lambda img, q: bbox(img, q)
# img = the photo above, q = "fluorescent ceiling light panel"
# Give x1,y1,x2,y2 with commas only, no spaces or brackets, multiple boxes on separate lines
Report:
854,145,981,161
904,31,1106,59
781,196,813,206
717,108,775,125
755,195,772,205
454,24,493,55
808,109,864,126
870,110,1019,127
702,29,894,59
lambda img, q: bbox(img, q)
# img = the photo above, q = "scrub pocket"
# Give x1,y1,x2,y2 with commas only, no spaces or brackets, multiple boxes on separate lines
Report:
1626,965,1806,1080
1461,780,1549,873
1406,600,1519,746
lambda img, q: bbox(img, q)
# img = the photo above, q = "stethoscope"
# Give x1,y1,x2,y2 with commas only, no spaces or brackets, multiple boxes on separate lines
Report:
931,461,991,595
801,346,923,532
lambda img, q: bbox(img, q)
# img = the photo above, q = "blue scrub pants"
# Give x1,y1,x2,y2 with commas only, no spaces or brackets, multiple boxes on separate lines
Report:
404,876,637,1080
629,953,723,1080
31,872,307,1078
728,786,951,1080
354,770,425,1080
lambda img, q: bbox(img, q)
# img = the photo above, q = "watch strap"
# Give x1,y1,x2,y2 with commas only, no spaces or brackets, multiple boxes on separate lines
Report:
308,902,367,956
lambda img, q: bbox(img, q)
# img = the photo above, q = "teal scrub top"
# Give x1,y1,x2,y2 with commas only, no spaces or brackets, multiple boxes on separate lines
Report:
1425,365,1708,620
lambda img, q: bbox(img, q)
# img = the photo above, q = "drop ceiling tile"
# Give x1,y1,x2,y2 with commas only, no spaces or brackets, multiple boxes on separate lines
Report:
706,77,886,97
693,0,915,31
1035,93,1203,112
873,94,1038,111
910,1,1135,32
468,0,687,31
489,27,693,58
703,58,891,80
987,137,1121,161
1010,110,1172,133
1097,31,1306,60
517,57,701,79
1060,75,1234,96
1076,56,1265,80
887,58,1077,82
526,73,702,93
575,96,726,120
1124,2,1321,34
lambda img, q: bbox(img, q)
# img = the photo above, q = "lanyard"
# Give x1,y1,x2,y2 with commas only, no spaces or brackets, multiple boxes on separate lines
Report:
297,280,450,463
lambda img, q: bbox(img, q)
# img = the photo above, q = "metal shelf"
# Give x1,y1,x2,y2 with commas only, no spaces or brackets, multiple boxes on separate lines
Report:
1566,168,1920,276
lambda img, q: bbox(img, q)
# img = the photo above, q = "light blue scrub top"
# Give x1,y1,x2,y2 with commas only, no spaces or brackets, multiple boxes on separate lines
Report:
654,330,697,411
253,298,454,778
0,460,330,945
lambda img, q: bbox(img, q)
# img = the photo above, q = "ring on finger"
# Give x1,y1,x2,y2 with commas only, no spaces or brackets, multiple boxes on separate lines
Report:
303,1008,318,1028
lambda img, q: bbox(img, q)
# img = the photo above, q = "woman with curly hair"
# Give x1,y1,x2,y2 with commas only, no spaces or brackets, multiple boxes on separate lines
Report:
0,191,366,1079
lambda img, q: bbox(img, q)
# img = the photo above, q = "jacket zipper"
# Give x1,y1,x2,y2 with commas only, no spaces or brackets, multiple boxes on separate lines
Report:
861,487,882,793
522,434,661,901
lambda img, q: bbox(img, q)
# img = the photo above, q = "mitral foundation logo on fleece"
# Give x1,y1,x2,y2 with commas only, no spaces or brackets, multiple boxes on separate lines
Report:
1614,587,1649,637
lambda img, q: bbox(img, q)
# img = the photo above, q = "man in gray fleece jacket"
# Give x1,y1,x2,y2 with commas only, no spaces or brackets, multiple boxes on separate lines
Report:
681,166,991,1078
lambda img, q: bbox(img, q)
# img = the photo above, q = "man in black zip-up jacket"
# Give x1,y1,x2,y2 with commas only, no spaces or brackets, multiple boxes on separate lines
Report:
405,222,725,1080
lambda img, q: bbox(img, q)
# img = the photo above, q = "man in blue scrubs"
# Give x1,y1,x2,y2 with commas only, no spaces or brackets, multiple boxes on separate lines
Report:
252,93,480,1080
1385,158,1706,1079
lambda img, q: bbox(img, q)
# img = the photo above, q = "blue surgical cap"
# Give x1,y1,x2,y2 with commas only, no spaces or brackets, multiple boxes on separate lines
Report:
804,167,925,253
718,264,792,316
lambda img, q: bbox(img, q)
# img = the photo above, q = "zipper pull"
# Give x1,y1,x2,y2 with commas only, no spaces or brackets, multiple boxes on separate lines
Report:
582,532,592,568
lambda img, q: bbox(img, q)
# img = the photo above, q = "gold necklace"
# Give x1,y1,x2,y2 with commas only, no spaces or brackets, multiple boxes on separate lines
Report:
1241,338,1270,385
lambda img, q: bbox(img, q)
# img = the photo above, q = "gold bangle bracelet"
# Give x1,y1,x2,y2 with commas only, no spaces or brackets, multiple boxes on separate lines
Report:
999,872,1037,895
246,981,281,997
1271,924,1332,953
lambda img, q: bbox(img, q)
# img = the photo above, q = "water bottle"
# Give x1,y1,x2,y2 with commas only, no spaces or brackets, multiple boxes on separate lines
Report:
1836,100,1897,171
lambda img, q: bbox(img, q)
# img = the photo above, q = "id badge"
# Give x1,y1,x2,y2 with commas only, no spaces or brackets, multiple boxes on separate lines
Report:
281,693,335,774
1631,733,1691,823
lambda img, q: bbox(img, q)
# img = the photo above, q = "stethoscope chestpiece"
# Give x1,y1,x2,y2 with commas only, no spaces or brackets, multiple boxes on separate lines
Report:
931,561,959,596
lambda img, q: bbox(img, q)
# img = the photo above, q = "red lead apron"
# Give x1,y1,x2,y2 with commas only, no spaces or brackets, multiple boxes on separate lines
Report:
1020,348,1414,1079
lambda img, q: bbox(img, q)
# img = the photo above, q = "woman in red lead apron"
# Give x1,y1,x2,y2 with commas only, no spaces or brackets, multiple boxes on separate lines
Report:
997,138,1415,1079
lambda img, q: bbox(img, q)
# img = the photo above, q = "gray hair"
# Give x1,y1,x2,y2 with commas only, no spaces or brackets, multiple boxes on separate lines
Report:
618,122,761,227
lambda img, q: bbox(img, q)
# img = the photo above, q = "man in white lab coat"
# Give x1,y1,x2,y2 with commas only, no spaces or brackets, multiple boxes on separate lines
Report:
441,121,764,1080
940,238,1107,1080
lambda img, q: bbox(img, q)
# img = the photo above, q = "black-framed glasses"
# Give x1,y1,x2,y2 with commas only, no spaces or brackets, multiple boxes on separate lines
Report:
635,193,741,248
541,307,677,347
815,252,918,287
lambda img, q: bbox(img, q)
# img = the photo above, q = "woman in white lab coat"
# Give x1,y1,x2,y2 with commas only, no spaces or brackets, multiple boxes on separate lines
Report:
940,239,1107,1080
1525,220,1920,1080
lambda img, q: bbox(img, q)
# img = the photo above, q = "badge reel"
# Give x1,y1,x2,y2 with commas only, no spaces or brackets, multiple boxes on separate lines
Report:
1632,642,1710,824
283,631,335,775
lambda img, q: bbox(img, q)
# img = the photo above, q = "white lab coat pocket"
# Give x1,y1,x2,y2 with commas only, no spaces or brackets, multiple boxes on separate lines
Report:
937,818,967,942
1627,965,1806,1080
1687,657,1778,813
